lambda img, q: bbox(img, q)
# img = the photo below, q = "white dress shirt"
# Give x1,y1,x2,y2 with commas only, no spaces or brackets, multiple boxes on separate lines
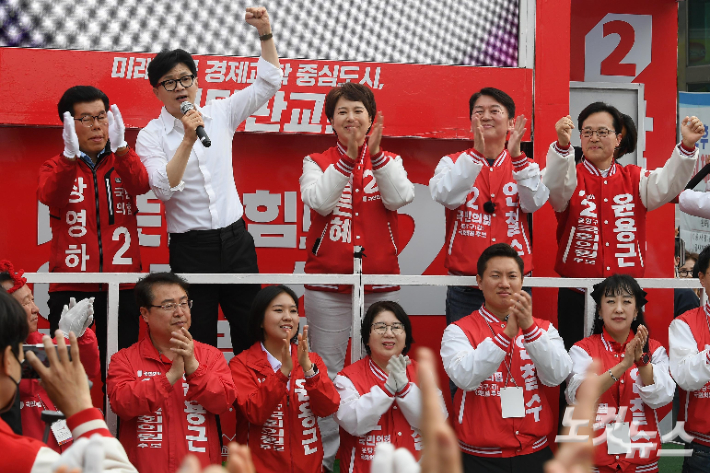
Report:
136,57,283,233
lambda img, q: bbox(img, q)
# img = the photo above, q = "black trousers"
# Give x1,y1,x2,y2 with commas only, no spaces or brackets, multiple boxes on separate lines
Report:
48,288,140,385
556,287,588,432
557,287,587,351
169,218,261,355
462,446,554,473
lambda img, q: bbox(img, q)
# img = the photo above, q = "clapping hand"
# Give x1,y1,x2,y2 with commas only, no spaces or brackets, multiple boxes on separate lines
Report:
472,115,487,157
62,112,80,159
107,104,127,153
297,325,313,373
58,297,95,339
507,115,527,158
368,112,384,156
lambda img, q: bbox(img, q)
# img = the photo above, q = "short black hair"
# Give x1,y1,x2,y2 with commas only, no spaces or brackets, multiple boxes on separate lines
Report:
361,301,414,356
57,86,109,122
468,87,515,120
248,285,299,346
696,245,710,277
616,113,637,158
135,272,189,309
324,82,377,127
477,243,524,277
0,272,12,289
0,289,29,358
148,49,197,87
591,274,649,351
577,102,622,134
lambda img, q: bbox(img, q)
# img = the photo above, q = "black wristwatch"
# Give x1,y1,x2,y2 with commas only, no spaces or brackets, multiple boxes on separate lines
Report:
636,353,650,367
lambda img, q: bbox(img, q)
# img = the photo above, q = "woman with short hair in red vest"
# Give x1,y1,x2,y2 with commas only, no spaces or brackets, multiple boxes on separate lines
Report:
334,301,447,473
566,274,674,473
230,285,340,473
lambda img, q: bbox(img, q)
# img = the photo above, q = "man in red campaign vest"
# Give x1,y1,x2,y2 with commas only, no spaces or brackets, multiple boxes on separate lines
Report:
430,87,549,328
37,86,150,381
670,245,710,472
543,102,704,350
300,82,415,471
440,243,572,473
107,272,236,472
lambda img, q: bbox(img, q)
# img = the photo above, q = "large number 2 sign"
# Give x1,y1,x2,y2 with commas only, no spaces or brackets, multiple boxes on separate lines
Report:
584,14,652,83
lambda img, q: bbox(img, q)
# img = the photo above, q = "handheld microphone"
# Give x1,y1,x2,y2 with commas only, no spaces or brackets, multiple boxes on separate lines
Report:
180,101,211,148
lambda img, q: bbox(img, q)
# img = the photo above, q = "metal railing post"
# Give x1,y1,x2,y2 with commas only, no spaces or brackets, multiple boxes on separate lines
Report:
105,282,120,436
584,286,596,339
351,247,365,363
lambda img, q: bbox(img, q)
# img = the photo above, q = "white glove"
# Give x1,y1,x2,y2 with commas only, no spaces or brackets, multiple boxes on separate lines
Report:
58,297,95,338
52,433,104,473
371,442,421,473
107,104,127,153
62,111,80,159
387,354,410,393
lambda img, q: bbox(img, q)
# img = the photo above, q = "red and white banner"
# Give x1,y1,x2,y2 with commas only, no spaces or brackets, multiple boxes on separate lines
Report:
0,47,532,139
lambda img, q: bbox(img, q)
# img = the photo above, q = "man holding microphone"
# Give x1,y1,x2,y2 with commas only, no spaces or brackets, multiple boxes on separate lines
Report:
136,7,282,354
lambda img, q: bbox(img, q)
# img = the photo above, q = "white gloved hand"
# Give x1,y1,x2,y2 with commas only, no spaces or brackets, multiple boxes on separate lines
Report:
52,433,104,473
62,112,80,159
107,104,127,153
371,442,421,473
58,297,95,338
387,354,410,393
385,370,398,395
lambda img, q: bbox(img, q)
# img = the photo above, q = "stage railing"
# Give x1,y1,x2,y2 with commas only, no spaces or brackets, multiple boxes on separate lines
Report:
23,257,706,435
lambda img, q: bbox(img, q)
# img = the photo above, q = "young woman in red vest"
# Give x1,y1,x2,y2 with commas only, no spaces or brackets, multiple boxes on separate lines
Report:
566,274,675,473
334,301,447,473
229,285,340,473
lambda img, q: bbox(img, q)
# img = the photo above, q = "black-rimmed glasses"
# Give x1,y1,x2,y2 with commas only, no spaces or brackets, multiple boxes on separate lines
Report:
74,113,108,127
159,75,196,91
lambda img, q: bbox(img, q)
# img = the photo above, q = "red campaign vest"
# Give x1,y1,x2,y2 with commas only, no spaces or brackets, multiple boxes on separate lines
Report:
304,145,401,293
452,309,553,457
443,149,533,276
231,343,338,473
39,151,146,292
677,306,710,445
338,357,421,473
113,339,224,472
575,331,666,471
555,160,647,278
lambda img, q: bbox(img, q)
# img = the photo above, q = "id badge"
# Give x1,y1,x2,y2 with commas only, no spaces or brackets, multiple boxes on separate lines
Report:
606,422,631,455
500,386,525,418
51,419,73,446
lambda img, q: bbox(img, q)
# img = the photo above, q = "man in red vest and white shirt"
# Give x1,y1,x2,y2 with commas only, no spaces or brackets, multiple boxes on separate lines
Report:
441,243,572,473
670,244,710,472
543,102,704,350
300,82,415,471
107,272,236,472
430,87,549,327
37,85,150,381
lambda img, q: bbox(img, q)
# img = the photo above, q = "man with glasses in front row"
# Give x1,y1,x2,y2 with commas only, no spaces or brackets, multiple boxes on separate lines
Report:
38,86,150,380
136,7,282,355
542,102,704,350
107,272,236,471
